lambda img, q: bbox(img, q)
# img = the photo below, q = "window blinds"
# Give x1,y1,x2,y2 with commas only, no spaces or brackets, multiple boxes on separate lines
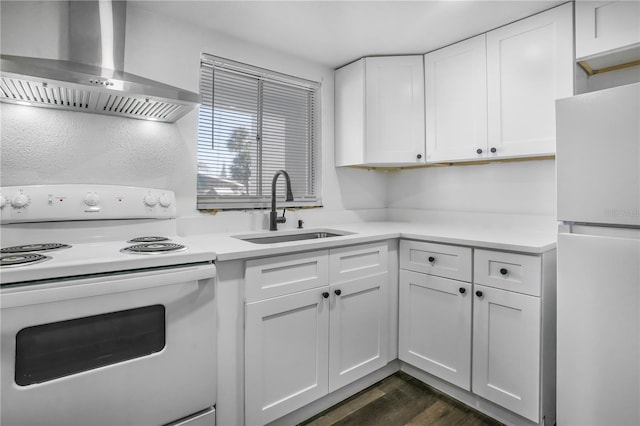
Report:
197,55,320,209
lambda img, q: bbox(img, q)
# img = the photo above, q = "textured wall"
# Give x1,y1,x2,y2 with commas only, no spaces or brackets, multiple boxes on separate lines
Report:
0,1,388,224
0,104,188,190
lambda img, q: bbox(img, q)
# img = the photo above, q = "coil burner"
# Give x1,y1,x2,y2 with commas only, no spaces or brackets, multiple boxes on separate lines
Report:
121,242,187,254
1,243,71,254
127,236,171,243
0,253,52,268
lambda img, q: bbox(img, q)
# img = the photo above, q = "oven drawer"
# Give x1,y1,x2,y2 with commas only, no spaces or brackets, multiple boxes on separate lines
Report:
474,249,542,296
400,240,472,282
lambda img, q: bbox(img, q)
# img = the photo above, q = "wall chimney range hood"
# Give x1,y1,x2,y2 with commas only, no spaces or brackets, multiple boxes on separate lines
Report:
0,1,201,123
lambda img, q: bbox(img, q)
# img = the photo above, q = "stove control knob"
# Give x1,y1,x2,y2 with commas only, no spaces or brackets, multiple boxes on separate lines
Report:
83,192,100,207
143,194,157,207
11,192,30,208
158,194,172,208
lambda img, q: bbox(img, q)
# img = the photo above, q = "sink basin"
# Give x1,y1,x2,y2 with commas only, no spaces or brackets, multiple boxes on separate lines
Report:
234,229,352,244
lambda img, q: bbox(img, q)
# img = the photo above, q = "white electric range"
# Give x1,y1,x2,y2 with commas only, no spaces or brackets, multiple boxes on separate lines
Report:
0,185,217,426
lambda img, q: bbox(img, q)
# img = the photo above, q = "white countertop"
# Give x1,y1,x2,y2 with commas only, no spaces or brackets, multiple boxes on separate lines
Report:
185,219,557,262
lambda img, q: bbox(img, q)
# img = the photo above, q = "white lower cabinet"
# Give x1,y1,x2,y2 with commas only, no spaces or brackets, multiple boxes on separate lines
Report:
245,243,389,425
399,270,471,390
471,284,541,422
329,272,388,392
245,288,330,426
399,240,556,425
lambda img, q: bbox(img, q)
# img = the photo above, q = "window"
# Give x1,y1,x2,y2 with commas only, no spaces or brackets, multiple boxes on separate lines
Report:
197,55,321,209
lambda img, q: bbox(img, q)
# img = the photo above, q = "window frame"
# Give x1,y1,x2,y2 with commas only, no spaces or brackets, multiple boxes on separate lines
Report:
196,54,322,211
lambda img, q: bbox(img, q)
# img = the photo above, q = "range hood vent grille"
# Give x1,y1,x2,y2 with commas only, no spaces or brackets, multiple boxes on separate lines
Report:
1,77,93,109
0,73,191,122
0,1,200,122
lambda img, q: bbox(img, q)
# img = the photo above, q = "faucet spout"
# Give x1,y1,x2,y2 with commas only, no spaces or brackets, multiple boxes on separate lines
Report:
270,170,294,231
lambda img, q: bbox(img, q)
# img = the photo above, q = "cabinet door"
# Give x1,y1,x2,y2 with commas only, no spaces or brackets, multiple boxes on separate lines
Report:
365,56,425,164
335,60,366,166
328,272,389,392
245,288,329,425
576,1,640,61
472,284,541,423
425,35,488,162
486,3,572,158
399,270,472,390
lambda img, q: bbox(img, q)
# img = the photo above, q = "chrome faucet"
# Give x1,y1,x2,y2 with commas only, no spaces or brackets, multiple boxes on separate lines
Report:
270,170,294,231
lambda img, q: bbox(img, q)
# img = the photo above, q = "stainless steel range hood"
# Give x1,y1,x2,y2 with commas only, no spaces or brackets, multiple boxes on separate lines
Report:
0,1,200,123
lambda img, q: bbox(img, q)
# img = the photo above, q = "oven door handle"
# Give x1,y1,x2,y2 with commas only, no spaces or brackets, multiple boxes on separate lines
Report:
1,263,216,308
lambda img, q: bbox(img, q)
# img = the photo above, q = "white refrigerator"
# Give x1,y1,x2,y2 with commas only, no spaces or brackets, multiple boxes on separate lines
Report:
556,82,640,425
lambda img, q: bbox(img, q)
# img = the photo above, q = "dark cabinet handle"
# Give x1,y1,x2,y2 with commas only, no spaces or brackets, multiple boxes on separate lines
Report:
490,147,497,153
475,290,483,298
476,148,483,154
334,289,342,296
459,287,466,294
322,292,329,298
417,154,422,159
428,256,435,263
500,268,508,276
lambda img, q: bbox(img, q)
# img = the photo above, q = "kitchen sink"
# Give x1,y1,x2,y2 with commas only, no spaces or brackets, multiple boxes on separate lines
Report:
234,229,352,244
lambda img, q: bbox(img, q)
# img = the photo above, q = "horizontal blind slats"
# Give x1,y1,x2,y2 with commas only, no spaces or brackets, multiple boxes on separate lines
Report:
197,56,319,207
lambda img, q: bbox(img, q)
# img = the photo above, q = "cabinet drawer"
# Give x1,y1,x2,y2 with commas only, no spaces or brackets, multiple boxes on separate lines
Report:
245,250,329,302
329,242,388,284
400,240,472,282
474,249,541,297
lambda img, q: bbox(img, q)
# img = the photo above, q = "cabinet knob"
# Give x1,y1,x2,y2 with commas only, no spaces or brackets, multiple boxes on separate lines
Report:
500,268,508,276
476,148,483,155
475,290,483,298
428,256,435,263
490,147,497,153
417,154,422,159
322,292,329,299
459,287,466,294
334,289,342,296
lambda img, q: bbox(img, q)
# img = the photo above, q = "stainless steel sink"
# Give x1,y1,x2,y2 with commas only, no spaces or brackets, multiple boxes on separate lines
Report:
234,229,351,244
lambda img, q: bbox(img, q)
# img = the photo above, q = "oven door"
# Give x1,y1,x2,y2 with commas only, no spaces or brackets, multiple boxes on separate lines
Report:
1,263,216,426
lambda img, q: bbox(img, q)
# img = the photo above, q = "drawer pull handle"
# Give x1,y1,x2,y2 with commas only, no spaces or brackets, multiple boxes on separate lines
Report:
417,153,422,159
490,147,497,153
322,292,329,299
428,256,435,263
334,289,342,296
499,268,508,276
475,290,483,298
459,287,466,294
476,148,483,154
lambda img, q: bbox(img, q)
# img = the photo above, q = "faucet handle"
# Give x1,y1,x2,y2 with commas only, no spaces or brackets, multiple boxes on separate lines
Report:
276,208,287,224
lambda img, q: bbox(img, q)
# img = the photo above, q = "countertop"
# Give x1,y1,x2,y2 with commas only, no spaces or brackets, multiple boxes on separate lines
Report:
184,219,557,262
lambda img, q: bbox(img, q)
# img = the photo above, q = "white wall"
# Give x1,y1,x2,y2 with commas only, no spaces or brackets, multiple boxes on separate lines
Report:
386,159,556,216
0,1,388,231
0,1,557,227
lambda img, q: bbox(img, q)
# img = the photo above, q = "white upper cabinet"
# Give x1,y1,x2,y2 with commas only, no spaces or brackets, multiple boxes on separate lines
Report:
486,3,573,158
575,0,640,68
335,56,426,167
425,35,488,162
423,4,573,163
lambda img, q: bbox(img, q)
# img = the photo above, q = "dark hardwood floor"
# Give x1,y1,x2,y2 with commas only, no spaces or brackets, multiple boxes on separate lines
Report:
299,372,504,426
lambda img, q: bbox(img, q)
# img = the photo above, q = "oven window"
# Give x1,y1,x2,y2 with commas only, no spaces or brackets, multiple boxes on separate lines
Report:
15,305,166,386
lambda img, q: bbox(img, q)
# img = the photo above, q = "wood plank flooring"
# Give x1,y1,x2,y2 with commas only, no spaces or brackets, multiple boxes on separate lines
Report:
299,372,504,426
